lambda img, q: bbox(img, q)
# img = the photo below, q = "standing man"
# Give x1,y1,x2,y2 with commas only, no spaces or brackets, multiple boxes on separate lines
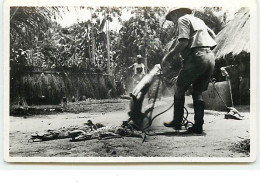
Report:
128,55,146,86
162,8,217,133
128,55,146,76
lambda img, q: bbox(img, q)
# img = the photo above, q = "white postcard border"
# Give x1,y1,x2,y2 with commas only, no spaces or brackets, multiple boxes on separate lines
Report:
3,0,258,163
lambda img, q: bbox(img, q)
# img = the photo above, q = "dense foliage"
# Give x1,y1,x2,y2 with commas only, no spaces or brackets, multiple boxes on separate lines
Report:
10,7,228,77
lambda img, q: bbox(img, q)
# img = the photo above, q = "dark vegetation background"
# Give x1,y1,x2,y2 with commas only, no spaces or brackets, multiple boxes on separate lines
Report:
10,7,239,106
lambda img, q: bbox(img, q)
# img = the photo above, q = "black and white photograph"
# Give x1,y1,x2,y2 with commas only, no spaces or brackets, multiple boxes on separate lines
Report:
3,0,257,162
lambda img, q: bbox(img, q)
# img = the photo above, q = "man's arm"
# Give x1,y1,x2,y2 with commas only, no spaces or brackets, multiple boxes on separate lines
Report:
128,63,135,69
161,38,189,65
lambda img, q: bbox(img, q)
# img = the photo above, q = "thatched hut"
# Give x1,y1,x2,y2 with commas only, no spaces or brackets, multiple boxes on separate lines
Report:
214,7,250,59
213,7,250,105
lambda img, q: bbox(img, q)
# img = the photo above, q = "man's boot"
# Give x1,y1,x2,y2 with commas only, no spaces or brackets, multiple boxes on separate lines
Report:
164,96,185,130
188,100,204,134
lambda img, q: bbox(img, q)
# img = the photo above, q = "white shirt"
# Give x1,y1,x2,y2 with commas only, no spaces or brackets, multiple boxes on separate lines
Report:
133,63,145,74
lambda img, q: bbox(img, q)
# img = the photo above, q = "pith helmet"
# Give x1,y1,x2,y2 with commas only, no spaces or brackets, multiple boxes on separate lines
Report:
166,8,192,21
137,55,142,59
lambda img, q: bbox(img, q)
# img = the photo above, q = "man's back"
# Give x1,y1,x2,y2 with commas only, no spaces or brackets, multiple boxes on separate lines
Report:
178,14,217,49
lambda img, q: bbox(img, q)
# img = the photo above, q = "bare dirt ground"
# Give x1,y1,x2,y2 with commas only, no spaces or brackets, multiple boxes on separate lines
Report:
9,96,250,158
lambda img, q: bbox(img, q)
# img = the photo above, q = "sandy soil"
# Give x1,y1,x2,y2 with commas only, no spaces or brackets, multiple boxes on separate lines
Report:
9,96,250,158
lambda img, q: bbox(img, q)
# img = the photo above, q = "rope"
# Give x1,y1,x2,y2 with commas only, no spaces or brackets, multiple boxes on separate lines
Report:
134,73,240,137
139,73,193,132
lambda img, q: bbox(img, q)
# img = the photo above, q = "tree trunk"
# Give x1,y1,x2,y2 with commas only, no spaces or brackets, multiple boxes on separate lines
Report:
90,9,96,66
144,11,148,74
106,16,111,75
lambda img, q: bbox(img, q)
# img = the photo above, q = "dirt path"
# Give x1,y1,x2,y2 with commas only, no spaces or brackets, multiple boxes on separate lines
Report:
9,97,250,158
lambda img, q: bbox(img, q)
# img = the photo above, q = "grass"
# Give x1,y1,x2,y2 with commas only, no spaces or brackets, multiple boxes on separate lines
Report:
232,138,250,155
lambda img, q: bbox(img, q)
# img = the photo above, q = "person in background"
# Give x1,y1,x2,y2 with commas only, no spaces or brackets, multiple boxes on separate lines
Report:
128,55,146,76
128,55,146,87
17,49,27,66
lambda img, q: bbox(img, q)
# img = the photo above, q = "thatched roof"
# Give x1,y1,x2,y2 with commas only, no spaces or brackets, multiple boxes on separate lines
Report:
214,8,250,60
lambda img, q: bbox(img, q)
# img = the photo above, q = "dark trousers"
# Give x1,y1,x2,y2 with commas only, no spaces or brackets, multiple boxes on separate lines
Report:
175,48,215,101
173,48,215,127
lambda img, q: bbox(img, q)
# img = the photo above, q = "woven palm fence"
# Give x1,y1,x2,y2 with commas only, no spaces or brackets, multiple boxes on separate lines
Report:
10,69,115,105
